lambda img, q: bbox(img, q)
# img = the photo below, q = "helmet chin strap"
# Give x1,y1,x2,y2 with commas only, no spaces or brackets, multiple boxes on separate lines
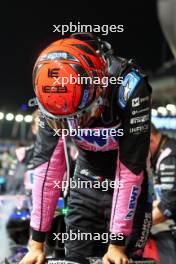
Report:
28,97,38,107
62,135,70,198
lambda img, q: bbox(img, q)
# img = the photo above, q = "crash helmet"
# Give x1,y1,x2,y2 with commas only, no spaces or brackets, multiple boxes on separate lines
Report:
32,37,107,129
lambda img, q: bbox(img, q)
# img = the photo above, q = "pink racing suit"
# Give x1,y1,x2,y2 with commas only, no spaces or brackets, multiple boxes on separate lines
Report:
29,61,152,250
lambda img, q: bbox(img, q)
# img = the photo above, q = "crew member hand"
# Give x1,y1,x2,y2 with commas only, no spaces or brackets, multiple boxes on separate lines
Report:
19,240,45,264
103,244,130,264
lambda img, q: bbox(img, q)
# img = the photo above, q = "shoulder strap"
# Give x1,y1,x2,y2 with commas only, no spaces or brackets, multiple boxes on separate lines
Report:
101,56,145,125
107,55,135,77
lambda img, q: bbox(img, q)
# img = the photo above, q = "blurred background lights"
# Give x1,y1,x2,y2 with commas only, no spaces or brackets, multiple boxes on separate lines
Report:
20,103,28,111
24,115,32,123
157,106,167,116
151,109,158,116
166,104,176,115
0,112,4,120
15,114,24,122
5,113,14,121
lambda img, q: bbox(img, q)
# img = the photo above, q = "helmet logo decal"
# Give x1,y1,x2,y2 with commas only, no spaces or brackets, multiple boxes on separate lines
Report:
48,68,60,78
123,80,130,102
42,86,68,93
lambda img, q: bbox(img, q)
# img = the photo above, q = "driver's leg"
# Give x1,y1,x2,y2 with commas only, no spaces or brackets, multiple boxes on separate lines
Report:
65,165,109,263
125,171,152,259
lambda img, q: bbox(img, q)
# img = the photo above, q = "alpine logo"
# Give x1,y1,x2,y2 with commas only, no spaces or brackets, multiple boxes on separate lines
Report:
125,185,139,220
75,134,108,147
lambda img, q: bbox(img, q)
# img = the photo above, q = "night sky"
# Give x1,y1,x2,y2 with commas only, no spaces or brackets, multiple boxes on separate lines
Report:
0,1,173,112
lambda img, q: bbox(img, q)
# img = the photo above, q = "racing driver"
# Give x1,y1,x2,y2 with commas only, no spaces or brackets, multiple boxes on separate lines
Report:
20,33,152,264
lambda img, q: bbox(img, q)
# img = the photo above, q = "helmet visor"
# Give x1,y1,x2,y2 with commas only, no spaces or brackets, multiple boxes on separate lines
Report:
33,96,104,132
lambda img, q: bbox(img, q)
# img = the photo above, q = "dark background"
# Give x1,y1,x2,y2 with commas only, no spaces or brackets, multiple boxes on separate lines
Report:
0,1,173,112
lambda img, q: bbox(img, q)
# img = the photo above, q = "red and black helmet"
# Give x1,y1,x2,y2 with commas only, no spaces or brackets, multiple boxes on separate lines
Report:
33,38,107,127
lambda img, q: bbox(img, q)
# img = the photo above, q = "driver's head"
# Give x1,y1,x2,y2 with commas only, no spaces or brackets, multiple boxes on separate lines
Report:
150,124,162,157
33,37,107,130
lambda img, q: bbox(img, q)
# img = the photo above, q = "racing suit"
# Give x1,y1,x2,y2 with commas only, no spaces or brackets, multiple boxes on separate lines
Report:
29,56,152,261
152,135,176,220
152,135,176,263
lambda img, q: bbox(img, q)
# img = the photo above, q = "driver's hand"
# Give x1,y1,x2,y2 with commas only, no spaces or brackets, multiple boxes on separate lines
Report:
19,240,45,264
103,244,129,264
153,199,159,208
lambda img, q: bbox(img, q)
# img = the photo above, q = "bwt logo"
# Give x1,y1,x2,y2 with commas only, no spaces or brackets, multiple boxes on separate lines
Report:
125,185,139,220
